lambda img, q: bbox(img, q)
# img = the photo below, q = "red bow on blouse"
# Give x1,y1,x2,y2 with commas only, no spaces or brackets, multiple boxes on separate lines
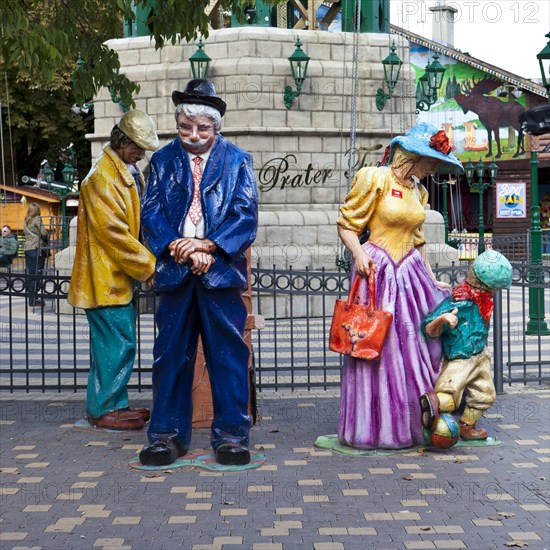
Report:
452,281,494,326
429,130,452,155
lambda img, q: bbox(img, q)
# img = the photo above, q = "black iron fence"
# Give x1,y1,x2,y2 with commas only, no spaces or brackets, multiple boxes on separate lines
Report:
251,263,550,392
0,262,549,393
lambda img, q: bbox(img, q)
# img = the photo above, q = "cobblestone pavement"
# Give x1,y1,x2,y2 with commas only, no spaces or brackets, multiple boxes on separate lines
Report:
0,387,549,550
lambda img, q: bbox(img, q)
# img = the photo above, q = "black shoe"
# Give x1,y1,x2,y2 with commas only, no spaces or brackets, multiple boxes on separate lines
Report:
139,440,186,466
215,443,250,466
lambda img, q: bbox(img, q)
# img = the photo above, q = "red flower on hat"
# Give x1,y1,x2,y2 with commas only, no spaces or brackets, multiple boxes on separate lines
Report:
429,130,452,155
379,145,391,166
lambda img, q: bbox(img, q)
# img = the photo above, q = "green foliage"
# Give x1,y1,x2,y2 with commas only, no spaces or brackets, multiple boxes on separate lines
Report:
1,65,93,183
1,1,134,106
1,0,286,107
0,0,286,181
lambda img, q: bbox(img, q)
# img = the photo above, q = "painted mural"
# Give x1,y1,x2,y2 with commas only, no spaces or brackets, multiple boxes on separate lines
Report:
411,45,527,162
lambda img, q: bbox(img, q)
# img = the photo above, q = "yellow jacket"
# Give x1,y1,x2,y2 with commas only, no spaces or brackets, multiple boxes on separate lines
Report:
68,145,155,309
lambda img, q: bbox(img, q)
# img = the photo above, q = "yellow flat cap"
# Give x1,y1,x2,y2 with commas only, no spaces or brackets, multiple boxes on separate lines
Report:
118,110,160,151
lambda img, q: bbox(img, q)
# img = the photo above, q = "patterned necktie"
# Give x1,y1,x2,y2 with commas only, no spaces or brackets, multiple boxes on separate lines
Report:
188,156,203,225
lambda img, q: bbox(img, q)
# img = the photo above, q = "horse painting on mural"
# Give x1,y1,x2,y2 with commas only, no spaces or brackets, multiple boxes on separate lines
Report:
453,77,526,159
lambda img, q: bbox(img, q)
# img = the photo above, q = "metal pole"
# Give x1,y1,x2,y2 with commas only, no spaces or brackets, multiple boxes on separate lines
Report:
493,288,504,394
477,184,485,255
0,102,5,187
526,150,550,334
442,179,449,244
61,197,68,246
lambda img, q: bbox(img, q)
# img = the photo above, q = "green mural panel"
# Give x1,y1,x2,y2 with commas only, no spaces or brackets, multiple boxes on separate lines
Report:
411,46,527,162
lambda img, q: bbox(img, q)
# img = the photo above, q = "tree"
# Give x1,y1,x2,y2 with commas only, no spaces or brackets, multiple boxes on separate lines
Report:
0,1,284,183
1,64,94,184
1,0,284,107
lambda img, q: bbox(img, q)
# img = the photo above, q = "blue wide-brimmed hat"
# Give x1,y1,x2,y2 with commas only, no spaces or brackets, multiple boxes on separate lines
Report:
383,122,464,173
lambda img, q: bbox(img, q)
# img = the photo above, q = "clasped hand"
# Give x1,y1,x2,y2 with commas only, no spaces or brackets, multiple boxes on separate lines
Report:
169,238,216,275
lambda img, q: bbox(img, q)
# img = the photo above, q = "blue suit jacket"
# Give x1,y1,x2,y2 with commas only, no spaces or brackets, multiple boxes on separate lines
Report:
141,135,258,292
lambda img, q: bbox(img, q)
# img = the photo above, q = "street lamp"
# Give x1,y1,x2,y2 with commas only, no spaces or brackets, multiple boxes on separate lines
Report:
416,53,446,113
43,163,53,190
189,38,211,80
376,41,403,111
518,33,550,335
465,158,498,256
537,31,550,100
60,164,76,245
283,36,310,109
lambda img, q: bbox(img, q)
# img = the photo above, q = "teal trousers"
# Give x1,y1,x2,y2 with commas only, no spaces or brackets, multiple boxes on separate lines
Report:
85,304,136,419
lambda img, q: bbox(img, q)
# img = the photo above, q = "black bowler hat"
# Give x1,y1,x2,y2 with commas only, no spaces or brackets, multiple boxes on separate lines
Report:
172,79,226,117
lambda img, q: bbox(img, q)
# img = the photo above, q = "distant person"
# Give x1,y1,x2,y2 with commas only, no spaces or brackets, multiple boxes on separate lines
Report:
23,203,49,307
36,159,48,183
68,110,159,431
0,225,19,268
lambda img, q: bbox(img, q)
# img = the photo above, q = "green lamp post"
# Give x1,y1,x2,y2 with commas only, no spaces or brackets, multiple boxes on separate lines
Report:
61,164,76,245
43,163,53,190
520,32,550,335
526,150,550,334
465,159,498,256
537,31,550,99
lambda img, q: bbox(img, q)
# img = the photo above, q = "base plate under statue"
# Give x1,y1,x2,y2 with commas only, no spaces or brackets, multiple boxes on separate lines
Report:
129,448,267,472
315,434,502,455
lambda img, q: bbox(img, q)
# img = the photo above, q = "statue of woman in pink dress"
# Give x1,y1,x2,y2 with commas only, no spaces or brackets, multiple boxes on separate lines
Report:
336,123,463,449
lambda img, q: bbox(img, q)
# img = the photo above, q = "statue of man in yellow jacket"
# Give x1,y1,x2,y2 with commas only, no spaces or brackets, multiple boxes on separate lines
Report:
68,110,159,431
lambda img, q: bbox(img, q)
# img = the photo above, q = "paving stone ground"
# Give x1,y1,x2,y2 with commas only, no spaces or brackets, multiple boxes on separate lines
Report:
0,387,549,550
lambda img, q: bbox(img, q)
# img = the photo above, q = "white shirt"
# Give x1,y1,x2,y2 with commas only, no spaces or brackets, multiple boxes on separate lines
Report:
182,150,212,238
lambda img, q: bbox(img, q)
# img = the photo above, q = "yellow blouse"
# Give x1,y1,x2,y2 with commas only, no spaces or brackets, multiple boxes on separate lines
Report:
337,166,428,264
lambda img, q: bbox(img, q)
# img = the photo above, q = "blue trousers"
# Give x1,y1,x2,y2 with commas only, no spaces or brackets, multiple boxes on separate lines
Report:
147,277,250,451
85,304,136,418
25,249,45,305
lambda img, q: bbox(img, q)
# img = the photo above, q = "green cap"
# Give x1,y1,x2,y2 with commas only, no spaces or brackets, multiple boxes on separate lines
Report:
473,251,512,289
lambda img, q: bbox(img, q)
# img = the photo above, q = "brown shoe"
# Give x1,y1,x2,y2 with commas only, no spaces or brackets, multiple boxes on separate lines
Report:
88,410,144,431
459,421,488,440
129,407,151,422
420,391,440,431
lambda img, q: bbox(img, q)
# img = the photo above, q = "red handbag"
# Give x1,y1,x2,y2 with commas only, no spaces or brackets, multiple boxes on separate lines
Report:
329,268,393,361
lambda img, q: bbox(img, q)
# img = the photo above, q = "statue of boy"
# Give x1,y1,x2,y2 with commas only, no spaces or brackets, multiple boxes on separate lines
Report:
420,250,513,440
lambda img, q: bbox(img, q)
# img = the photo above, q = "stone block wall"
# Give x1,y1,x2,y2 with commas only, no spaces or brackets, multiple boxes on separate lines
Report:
89,27,422,270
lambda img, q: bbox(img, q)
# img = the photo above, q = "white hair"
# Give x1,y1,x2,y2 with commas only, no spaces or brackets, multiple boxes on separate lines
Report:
175,104,221,131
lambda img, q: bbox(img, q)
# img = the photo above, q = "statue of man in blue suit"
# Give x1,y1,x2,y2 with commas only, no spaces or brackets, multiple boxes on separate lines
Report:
139,79,258,466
